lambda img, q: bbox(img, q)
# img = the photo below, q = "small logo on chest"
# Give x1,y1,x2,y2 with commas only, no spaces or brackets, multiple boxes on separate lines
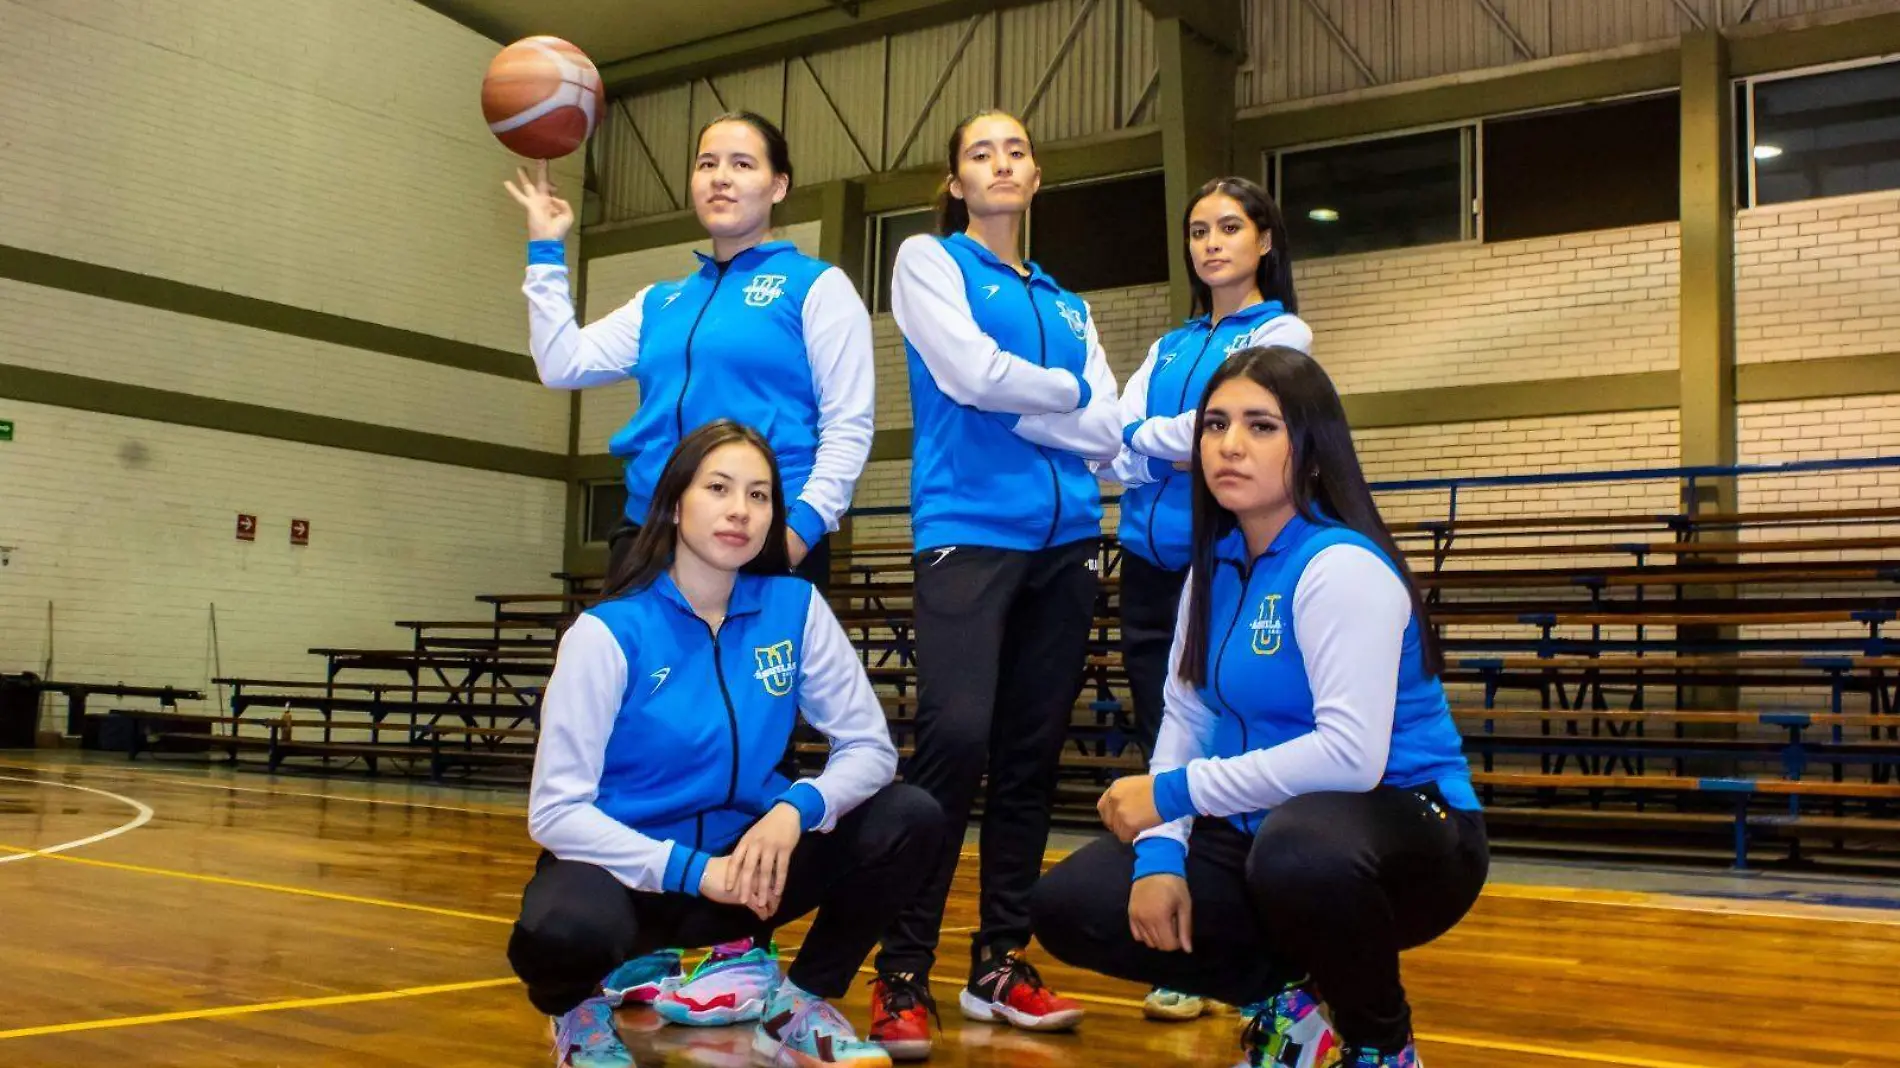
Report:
753,640,797,697
1225,332,1255,355
1250,594,1284,656
1053,300,1088,340
744,274,788,307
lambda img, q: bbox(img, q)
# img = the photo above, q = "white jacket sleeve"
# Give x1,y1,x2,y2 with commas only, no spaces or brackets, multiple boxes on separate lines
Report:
1180,545,1407,816
524,260,650,388
1098,341,1162,487
1134,581,1219,854
527,614,685,892
1009,310,1123,462
890,236,1086,416
789,588,900,831
790,268,876,546
1128,314,1314,463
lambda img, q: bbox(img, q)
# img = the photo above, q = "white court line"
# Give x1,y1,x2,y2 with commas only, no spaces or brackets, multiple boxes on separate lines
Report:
0,775,154,863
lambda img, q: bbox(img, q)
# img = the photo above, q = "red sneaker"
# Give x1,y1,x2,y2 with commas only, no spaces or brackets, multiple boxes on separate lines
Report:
869,972,936,1061
957,950,1084,1032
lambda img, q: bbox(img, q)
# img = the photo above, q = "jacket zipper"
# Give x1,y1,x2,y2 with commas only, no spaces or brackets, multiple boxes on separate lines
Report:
1021,273,1063,548
1143,326,1220,571
698,619,744,808
1211,560,1253,757
676,260,733,440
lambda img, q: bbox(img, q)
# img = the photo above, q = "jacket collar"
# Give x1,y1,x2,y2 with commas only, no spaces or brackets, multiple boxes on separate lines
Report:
693,240,795,274
1213,510,1323,567
945,231,1056,290
648,567,767,622
1183,298,1287,333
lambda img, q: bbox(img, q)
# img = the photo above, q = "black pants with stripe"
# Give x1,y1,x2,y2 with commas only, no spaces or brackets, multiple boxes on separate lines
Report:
1030,786,1488,1054
1117,550,1189,754
876,538,1103,981
509,784,943,1016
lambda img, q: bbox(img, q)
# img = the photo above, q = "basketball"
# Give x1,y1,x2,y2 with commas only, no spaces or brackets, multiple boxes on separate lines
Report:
481,36,604,159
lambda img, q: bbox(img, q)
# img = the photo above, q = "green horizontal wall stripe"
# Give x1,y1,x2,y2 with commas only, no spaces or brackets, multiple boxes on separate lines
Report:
1235,48,1681,156
0,244,535,382
1737,354,1900,404
1344,372,1680,430
0,362,565,480
1730,11,1900,78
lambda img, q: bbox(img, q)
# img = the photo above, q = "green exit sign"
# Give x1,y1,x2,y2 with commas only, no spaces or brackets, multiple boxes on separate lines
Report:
0,419,11,442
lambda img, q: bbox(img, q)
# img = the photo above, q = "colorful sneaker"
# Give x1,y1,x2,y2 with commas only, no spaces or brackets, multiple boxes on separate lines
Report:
1235,984,1342,1068
603,948,685,1007
1143,986,1207,1022
550,996,636,1068
1346,1042,1422,1068
868,972,936,1061
654,941,784,1026
957,950,1083,1032
753,980,893,1067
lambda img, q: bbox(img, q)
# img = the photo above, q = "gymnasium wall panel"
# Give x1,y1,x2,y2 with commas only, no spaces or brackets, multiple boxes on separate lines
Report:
0,279,564,454
0,402,564,729
0,0,570,353
1736,192,1900,366
1295,222,1682,394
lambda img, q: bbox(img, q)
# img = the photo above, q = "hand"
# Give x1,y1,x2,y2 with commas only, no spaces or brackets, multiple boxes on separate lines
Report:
786,530,809,568
726,803,803,920
503,159,575,242
698,856,746,909
1097,775,1163,842
1129,875,1194,953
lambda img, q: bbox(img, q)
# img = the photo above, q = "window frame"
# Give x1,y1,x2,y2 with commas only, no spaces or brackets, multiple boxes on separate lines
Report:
1735,53,1900,211
1263,120,1480,261
581,478,629,547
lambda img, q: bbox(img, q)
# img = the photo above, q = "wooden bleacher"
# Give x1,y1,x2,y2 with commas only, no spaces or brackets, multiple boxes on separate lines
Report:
165,465,1900,866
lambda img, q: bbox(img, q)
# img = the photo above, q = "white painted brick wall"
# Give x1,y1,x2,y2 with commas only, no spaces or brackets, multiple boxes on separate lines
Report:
0,278,565,453
1738,393,1900,508
577,223,824,451
1297,225,1681,394
0,0,581,353
0,402,565,732
1356,409,1684,529
1736,192,1900,365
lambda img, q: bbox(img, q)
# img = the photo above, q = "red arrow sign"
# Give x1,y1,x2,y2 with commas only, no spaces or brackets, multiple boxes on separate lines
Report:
236,514,256,541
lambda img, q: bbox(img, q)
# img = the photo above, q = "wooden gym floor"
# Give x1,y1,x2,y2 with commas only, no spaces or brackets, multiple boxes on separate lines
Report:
1,752,1895,1068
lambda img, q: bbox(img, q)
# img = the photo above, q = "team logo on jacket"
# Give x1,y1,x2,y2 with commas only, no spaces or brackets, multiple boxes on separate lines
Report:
1250,594,1284,656
1225,332,1256,356
753,640,797,697
1054,300,1088,340
744,274,788,307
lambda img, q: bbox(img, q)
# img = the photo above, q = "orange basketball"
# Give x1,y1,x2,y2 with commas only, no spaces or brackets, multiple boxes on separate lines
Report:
482,36,604,160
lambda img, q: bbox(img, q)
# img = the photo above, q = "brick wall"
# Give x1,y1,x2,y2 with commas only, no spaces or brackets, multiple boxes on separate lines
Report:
1297,224,1681,394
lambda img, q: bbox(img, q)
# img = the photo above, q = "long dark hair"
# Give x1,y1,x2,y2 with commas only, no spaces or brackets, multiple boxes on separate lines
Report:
698,110,795,193
935,109,1035,236
597,420,792,603
1184,177,1297,318
1177,347,1440,686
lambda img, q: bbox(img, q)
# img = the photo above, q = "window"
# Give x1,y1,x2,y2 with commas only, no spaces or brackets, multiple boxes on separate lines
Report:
583,480,628,545
1275,128,1470,258
1027,172,1170,291
866,208,935,313
1482,94,1680,242
1743,59,1900,207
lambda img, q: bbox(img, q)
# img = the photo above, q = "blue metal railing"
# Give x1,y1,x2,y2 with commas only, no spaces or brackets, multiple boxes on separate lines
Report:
844,454,1900,530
